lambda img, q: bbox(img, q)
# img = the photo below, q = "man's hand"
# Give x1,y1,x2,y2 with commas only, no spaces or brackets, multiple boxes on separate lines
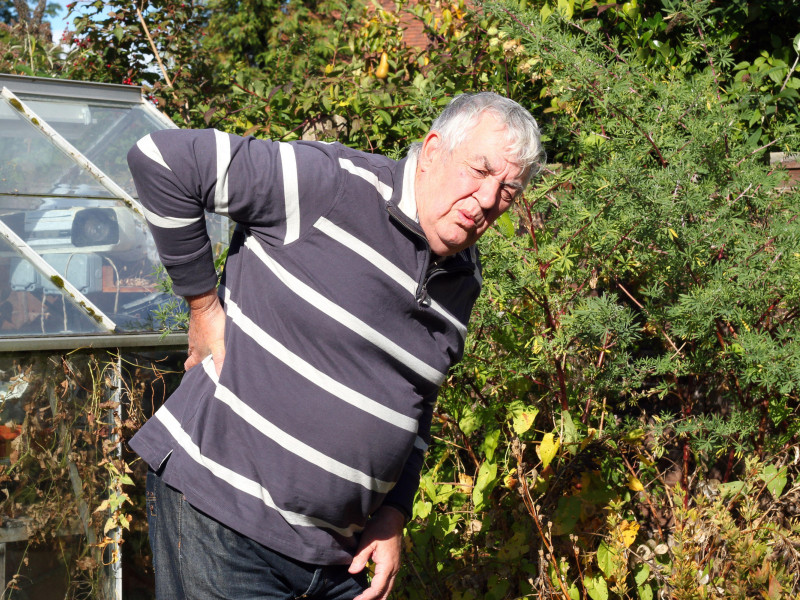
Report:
185,289,226,375
349,505,405,600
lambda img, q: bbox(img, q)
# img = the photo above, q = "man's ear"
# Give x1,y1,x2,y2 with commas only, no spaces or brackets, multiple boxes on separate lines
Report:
418,130,442,172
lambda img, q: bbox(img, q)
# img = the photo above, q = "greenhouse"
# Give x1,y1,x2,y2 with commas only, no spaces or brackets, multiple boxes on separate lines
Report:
0,74,227,599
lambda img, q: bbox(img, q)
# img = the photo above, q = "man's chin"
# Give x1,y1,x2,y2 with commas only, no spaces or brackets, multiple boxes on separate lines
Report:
436,239,472,256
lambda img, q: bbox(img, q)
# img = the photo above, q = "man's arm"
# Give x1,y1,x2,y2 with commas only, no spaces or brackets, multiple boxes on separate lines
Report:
128,130,335,298
129,130,334,371
347,396,434,598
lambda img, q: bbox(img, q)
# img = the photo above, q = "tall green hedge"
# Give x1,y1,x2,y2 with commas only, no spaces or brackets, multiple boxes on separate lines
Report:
395,6,800,599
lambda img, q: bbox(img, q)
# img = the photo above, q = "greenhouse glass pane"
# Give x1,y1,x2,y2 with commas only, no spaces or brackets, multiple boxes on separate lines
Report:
20,97,169,197
0,98,113,197
0,235,107,336
0,198,176,335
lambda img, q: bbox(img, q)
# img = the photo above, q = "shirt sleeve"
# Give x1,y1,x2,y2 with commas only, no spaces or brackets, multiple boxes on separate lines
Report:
380,398,435,519
127,129,341,297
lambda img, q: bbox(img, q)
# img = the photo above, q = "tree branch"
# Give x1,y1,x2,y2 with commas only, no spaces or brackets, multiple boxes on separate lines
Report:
136,3,173,87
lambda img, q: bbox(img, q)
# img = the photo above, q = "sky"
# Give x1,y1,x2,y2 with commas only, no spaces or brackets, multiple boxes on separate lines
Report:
48,0,73,43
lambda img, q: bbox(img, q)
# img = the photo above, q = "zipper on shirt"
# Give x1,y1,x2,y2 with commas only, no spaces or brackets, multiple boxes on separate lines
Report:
386,203,433,304
420,262,474,306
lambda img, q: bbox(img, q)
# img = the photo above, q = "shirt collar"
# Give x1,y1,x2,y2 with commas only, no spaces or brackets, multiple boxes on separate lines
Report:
398,150,418,222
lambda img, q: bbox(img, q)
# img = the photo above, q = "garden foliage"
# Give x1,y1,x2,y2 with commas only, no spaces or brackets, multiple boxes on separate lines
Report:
1,0,800,598
398,9,800,598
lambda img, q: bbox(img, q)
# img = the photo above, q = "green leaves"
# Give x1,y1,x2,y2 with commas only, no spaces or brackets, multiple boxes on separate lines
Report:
495,211,515,239
508,401,538,436
634,564,653,600
583,573,608,600
596,540,622,578
472,461,498,511
723,461,789,499
760,464,788,498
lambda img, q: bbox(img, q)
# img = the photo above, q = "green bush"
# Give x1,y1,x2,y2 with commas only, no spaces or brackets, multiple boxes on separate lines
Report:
394,6,800,599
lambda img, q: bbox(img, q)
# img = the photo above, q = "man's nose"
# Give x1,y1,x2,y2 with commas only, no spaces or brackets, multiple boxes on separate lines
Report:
474,178,501,209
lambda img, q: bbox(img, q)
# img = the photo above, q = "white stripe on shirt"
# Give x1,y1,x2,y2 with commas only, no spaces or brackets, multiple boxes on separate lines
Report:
214,130,231,215
314,217,468,338
223,288,419,433
338,158,393,201
279,143,301,244
202,359,395,493
136,134,171,171
155,406,361,537
244,236,446,386
141,205,201,229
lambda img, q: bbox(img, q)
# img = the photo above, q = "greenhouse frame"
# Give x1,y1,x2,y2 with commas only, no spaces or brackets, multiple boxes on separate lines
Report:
0,74,225,599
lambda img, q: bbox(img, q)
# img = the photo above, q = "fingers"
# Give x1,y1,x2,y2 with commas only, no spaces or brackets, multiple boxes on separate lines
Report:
348,544,371,576
349,508,404,600
348,543,399,600
183,290,226,373
353,575,394,600
353,566,396,600
184,349,202,372
184,347,225,374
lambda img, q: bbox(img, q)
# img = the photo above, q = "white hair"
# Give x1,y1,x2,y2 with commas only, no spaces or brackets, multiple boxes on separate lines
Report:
410,92,546,184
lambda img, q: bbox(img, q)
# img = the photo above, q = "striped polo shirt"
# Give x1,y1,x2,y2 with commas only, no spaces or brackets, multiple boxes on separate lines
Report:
127,129,482,565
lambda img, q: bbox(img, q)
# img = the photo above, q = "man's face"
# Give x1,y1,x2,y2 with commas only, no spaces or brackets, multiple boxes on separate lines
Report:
415,113,526,256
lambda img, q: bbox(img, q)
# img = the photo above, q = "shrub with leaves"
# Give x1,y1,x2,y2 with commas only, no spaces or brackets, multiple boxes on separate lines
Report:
393,4,800,599
0,352,181,598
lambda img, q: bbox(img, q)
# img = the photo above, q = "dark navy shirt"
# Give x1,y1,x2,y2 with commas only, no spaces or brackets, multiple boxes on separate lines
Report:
128,130,482,564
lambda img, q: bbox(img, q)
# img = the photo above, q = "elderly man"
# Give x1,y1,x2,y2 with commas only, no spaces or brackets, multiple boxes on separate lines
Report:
128,92,544,600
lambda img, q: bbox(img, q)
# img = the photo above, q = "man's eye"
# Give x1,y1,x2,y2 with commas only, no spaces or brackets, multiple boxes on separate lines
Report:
501,189,517,203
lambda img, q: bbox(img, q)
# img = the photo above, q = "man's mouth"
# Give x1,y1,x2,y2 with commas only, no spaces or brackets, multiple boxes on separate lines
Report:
457,210,477,228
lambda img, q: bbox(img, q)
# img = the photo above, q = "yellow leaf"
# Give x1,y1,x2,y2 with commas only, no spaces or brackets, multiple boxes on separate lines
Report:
668,228,678,240
627,474,644,492
616,520,640,548
509,402,538,435
537,433,560,469
513,410,537,435
580,427,597,451
103,517,116,535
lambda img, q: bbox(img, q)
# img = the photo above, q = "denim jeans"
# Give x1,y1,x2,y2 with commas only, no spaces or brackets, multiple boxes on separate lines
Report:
146,470,368,599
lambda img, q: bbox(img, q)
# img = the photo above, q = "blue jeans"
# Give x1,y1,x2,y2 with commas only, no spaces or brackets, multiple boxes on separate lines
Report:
146,470,368,599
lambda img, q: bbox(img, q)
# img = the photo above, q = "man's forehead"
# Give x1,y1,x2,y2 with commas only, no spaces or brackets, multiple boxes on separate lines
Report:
467,151,524,181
